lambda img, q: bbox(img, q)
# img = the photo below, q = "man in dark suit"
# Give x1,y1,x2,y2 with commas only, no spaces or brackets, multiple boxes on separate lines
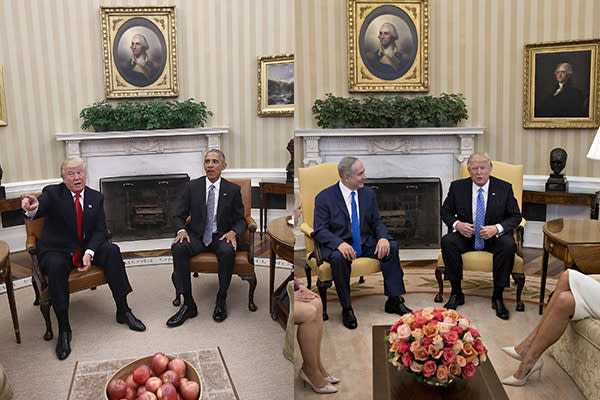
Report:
21,157,145,360
167,149,247,326
440,152,522,320
313,157,411,329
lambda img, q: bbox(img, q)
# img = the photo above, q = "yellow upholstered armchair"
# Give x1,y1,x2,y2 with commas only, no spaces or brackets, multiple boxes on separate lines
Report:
434,161,526,311
298,163,381,320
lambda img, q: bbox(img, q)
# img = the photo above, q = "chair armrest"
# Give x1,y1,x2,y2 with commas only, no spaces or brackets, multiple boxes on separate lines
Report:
245,216,257,263
300,222,313,237
514,218,527,257
300,223,324,265
245,216,257,232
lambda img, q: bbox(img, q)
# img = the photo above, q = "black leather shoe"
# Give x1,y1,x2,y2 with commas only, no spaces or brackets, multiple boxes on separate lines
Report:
56,331,72,360
385,297,413,315
342,308,357,329
166,304,198,327
213,297,228,322
117,310,146,331
444,293,465,310
492,298,510,320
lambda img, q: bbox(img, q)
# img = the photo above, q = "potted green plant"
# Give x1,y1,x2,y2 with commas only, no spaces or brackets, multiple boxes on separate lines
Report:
171,98,214,128
79,100,115,132
312,93,363,128
439,93,468,126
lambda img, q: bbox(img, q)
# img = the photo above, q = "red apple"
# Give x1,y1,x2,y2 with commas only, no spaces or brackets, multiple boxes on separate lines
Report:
125,374,139,390
107,378,128,400
137,392,158,400
179,377,188,386
136,385,148,396
151,352,170,375
125,386,136,400
133,364,153,385
168,358,186,378
156,383,178,400
180,380,200,400
145,376,163,393
160,370,180,388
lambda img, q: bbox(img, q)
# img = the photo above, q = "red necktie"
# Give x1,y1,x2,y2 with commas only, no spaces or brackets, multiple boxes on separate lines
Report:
73,193,83,267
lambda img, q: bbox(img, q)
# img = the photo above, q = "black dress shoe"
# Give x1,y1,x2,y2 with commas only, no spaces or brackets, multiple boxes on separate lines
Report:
213,297,228,322
342,308,357,329
444,293,465,310
492,298,510,320
116,310,146,331
56,331,71,360
385,297,413,315
166,304,198,327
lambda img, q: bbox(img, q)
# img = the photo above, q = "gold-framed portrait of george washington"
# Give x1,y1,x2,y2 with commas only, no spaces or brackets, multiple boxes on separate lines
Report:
348,0,429,92
101,6,178,98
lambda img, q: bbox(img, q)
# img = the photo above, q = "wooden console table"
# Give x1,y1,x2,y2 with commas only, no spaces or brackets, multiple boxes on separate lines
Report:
0,240,21,343
523,190,599,219
267,216,294,329
259,180,293,237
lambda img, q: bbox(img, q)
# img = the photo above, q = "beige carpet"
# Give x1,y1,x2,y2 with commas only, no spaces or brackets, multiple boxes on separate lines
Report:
0,264,293,400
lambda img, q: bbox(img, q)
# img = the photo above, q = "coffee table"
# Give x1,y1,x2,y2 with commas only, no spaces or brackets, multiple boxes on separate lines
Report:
372,325,508,400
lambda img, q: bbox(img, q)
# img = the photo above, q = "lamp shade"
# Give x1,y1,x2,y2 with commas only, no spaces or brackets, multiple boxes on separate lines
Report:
586,127,600,160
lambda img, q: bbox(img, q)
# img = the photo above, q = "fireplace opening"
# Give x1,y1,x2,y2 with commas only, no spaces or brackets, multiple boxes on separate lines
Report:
364,178,441,249
101,174,190,241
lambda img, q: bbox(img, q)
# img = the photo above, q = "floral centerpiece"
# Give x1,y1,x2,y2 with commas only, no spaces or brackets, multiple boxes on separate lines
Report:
385,307,488,387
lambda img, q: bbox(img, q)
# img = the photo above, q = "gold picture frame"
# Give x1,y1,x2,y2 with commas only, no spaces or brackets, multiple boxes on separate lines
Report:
348,0,429,92
0,65,7,126
523,39,600,128
100,6,178,98
257,54,294,116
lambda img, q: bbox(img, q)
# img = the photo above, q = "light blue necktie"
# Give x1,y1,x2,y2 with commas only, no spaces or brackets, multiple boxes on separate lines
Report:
203,185,216,246
474,187,485,250
351,191,361,257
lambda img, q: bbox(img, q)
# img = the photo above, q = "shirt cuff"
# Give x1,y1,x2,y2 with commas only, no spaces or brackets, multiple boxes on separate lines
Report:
452,220,459,232
177,229,187,235
85,249,95,258
25,208,38,219
495,224,504,236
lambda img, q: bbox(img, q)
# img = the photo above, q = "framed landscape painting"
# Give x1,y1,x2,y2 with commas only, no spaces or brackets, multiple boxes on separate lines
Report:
257,54,294,116
523,39,600,128
101,6,179,98
348,0,429,92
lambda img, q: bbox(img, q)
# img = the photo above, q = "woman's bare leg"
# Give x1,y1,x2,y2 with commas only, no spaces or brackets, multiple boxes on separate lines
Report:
295,299,327,388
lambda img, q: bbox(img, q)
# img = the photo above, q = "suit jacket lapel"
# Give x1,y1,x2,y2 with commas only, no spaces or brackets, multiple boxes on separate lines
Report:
357,187,366,228
465,178,474,223
61,184,79,238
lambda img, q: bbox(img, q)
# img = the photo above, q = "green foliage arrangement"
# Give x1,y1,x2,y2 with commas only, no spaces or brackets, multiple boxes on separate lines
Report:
312,93,468,129
79,98,213,132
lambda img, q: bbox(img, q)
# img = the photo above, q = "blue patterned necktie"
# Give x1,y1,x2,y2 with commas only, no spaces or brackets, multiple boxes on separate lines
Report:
203,185,216,246
474,187,485,250
351,191,362,257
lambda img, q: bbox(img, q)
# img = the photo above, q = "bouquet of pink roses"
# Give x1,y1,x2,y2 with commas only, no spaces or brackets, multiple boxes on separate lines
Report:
385,307,488,387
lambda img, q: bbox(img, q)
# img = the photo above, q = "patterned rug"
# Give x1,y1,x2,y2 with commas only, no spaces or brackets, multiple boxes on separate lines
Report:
297,267,557,306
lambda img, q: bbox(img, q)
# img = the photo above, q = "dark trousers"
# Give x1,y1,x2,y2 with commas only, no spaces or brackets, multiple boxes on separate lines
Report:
325,239,406,309
39,242,133,315
441,230,515,288
171,233,236,303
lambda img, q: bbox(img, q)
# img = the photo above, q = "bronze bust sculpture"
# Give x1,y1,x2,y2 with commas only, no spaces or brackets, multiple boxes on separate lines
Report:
546,148,568,192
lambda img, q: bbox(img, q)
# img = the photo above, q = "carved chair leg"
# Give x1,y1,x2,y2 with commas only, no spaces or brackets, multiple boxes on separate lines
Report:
240,273,258,311
434,266,445,303
512,272,525,312
171,271,181,307
41,300,53,341
32,281,41,306
317,279,332,321
304,264,312,289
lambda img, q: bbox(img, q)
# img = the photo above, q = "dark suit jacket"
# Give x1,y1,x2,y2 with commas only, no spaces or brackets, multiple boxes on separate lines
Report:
34,183,109,260
440,176,521,234
313,183,391,260
172,177,247,245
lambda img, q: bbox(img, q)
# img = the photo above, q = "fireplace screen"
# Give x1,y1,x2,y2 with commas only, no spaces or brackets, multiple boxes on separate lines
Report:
101,174,190,241
365,178,441,249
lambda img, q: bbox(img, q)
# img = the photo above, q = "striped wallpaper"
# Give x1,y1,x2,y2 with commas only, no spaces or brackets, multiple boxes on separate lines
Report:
295,0,600,177
0,0,294,182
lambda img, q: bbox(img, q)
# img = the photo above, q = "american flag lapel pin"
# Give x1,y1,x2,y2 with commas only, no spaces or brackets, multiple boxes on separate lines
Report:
88,204,92,208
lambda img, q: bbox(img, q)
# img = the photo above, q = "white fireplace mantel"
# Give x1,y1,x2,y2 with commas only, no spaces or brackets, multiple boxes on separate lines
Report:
56,127,229,190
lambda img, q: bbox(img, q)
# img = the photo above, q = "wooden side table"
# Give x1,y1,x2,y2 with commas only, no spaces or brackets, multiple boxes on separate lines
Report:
267,216,294,329
539,218,600,314
523,190,599,219
0,240,21,343
259,181,294,237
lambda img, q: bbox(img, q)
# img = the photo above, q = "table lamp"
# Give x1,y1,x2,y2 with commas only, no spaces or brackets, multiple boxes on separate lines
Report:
586,126,600,160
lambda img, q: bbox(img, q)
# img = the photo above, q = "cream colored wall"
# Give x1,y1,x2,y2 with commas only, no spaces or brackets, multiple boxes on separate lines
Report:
0,0,294,183
294,0,600,177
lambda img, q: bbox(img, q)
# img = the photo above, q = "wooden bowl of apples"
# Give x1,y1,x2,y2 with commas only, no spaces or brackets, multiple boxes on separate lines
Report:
104,352,202,400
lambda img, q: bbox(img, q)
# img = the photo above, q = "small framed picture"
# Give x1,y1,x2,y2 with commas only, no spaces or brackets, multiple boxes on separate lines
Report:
348,0,429,92
523,39,600,128
257,54,294,116
0,65,7,126
100,6,179,98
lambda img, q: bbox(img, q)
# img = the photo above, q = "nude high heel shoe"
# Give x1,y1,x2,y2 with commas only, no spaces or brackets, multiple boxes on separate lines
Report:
502,346,524,361
502,358,544,386
299,369,338,394
324,375,341,384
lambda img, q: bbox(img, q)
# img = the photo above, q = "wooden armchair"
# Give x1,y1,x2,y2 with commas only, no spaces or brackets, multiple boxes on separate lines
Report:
171,178,258,312
298,163,382,320
23,196,108,341
434,161,526,311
